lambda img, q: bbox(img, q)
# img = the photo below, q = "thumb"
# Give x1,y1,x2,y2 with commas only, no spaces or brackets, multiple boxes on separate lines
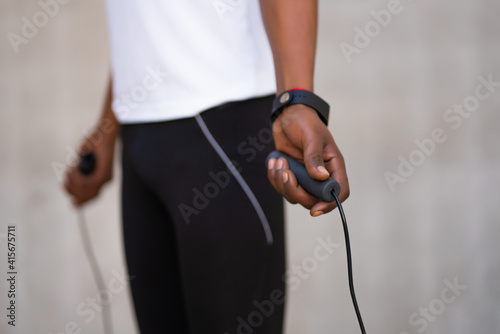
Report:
302,133,330,181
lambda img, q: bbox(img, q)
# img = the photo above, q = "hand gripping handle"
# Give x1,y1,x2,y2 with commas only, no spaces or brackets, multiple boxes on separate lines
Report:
266,151,341,202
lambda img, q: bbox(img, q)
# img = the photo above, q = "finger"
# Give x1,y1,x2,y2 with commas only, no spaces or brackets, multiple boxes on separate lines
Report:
65,168,95,203
267,158,281,193
65,176,86,202
310,201,338,216
71,196,83,207
268,158,289,197
272,158,288,196
282,168,320,209
73,188,98,206
276,158,297,204
70,184,98,207
323,145,350,203
302,130,330,181
72,194,93,207
272,156,326,210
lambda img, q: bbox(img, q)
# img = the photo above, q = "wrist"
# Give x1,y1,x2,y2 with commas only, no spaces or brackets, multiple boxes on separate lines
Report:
98,116,120,136
271,88,330,125
81,119,118,152
277,81,313,96
275,104,318,127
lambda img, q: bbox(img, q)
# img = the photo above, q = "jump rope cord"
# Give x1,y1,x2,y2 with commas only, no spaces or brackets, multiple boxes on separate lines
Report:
332,191,366,334
77,210,113,334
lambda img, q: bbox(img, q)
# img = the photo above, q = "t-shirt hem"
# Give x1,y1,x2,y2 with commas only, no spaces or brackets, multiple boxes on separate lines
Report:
114,90,276,124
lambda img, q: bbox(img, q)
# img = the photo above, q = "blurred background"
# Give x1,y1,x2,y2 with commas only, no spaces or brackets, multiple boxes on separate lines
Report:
1,0,499,333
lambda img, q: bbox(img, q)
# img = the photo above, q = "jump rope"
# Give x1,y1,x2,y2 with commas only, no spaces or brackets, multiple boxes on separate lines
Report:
76,151,366,334
77,153,113,334
267,151,366,334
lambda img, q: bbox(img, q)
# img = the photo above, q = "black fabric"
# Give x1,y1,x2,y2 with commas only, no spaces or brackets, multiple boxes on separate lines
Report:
121,95,286,334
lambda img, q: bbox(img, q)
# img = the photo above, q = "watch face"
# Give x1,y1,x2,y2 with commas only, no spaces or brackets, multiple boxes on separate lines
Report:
279,92,290,104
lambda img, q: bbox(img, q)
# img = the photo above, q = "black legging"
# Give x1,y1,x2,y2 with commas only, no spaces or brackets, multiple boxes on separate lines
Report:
121,95,286,334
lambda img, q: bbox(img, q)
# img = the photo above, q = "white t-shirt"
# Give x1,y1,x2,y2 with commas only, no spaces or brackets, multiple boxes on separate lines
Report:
104,0,276,123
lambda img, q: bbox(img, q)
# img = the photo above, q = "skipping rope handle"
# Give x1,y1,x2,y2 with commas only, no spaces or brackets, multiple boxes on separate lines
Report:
266,151,341,201
79,152,97,175
266,151,367,334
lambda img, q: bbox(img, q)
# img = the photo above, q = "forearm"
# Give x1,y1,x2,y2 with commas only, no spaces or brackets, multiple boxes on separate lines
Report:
97,76,120,141
66,76,118,204
259,0,318,94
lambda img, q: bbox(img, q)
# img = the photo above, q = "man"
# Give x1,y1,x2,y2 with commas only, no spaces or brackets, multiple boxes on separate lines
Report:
64,1,349,333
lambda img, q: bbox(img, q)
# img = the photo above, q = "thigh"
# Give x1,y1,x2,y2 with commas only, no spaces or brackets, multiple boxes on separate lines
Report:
196,95,286,334
168,164,285,334
164,96,286,334
121,131,190,334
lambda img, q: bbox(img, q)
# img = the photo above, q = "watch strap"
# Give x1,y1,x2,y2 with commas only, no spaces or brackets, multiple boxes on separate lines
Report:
271,89,330,125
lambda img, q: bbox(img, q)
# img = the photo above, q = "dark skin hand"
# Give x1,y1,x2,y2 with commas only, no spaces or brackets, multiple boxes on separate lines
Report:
63,124,116,206
267,104,349,216
64,78,119,206
260,0,350,216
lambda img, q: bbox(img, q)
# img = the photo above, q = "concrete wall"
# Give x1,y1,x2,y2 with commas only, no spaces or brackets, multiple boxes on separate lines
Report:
1,0,499,333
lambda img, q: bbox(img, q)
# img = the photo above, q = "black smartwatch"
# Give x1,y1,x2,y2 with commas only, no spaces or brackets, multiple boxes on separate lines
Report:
271,88,330,125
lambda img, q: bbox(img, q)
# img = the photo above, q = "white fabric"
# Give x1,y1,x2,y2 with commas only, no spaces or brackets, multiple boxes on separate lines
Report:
104,0,276,124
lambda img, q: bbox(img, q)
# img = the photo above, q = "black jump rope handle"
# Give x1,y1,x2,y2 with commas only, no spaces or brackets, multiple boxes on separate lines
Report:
78,152,96,176
266,151,341,202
